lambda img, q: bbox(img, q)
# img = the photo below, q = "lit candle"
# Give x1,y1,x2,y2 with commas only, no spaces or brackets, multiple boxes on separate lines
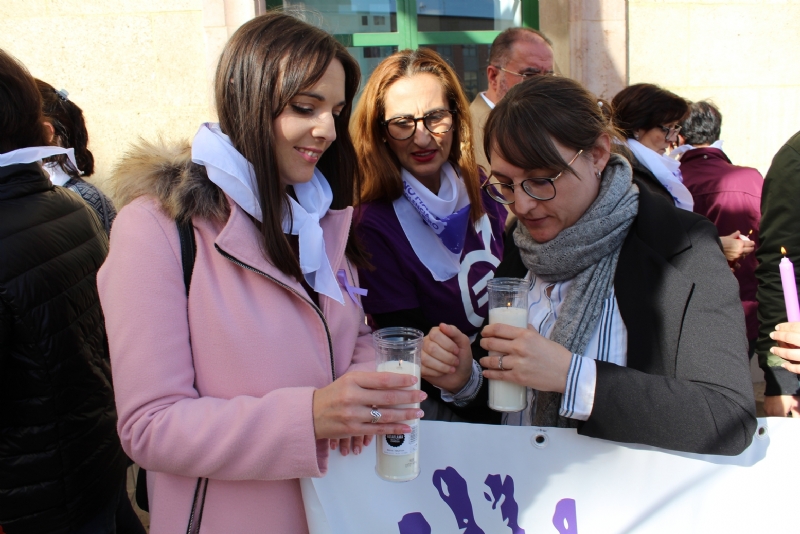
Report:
779,247,800,322
487,307,528,412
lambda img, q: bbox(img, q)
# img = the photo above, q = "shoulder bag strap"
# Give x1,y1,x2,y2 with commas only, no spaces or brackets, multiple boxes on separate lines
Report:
175,219,209,534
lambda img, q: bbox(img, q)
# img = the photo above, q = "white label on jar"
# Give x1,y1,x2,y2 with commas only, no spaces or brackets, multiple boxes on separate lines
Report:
382,421,418,456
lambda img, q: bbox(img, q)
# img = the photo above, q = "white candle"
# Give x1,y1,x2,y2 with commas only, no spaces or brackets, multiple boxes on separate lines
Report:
487,307,529,412
375,360,420,482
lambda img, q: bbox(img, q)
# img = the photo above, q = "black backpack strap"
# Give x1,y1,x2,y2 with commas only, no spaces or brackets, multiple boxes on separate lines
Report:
134,219,198,514
175,219,209,534
177,219,197,295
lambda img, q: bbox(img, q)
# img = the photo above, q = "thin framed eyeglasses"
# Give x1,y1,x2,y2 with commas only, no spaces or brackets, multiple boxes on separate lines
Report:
381,109,456,141
659,124,682,140
482,149,584,205
493,65,556,78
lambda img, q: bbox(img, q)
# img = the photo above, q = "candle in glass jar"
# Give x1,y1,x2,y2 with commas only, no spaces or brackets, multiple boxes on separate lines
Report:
487,307,528,412
780,247,800,322
375,359,420,482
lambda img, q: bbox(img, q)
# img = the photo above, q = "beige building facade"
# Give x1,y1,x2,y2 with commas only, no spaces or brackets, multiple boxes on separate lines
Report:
2,0,799,190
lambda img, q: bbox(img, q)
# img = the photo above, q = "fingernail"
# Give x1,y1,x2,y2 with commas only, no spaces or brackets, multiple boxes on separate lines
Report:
341,449,349,456
776,324,781,331
416,410,425,418
354,446,361,455
420,392,428,400
770,332,776,339
770,347,776,354
330,441,337,450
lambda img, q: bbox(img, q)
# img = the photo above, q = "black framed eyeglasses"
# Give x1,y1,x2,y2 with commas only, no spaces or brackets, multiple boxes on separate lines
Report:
493,65,556,78
482,150,584,205
381,109,456,141
659,124,682,140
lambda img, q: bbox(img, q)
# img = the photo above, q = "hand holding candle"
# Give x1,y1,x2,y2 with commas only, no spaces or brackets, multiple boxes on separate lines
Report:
486,278,529,412
779,247,800,322
373,327,423,483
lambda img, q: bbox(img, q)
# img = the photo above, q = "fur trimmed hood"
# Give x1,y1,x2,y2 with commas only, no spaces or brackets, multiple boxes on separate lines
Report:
109,139,229,223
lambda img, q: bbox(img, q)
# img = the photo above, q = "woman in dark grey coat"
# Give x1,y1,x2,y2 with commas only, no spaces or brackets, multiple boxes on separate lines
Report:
421,75,756,456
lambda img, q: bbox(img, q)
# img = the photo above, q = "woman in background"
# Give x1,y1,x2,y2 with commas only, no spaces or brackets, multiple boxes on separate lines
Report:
611,83,691,208
351,48,506,422
37,79,116,234
612,84,752,267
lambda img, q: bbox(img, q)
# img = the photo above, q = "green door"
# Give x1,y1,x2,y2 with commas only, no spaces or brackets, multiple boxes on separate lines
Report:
268,0,540,100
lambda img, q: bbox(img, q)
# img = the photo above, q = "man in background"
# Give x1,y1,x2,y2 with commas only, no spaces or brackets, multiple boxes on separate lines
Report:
676,101,762,356
470,27,554,173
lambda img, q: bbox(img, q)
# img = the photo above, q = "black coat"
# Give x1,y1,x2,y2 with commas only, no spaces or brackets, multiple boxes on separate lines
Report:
0,163,127,533
468,182,757,455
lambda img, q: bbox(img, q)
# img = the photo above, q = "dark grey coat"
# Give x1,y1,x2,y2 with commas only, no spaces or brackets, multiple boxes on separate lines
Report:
467,181,756,455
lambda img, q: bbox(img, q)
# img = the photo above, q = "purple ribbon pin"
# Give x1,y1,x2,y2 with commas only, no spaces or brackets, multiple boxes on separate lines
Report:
337,269,367,308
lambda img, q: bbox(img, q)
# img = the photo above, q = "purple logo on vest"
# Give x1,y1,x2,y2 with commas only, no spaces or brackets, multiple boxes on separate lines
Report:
402,181,470,254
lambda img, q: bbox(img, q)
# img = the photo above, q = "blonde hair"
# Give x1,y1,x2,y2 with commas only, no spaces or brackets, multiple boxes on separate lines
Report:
351,48,484,222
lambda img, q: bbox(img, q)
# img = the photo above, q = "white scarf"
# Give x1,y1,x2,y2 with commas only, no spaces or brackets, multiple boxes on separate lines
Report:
669,139,725,160
44,162,73,186
0,146,78,173
627,138,693,211
393,163,491,281
191,122,343,304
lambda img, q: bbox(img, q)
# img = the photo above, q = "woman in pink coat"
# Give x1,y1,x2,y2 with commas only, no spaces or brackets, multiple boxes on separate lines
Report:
98,13,425,534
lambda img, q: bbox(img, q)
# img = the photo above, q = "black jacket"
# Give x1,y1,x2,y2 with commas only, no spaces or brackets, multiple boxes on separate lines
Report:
630,155,675,205
755,131,800,395
467,182,756,455
0,163,127,533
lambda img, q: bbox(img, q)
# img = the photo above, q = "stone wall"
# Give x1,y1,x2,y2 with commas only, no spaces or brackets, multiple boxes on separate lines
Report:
0,0,227,191
628,0,800,175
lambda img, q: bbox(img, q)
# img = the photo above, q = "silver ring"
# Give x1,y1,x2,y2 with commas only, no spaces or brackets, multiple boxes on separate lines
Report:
370,407,382,424
498,355,504,371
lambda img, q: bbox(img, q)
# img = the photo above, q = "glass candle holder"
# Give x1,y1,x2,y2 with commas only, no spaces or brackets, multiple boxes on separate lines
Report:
487,278,529,412
373,327,423,482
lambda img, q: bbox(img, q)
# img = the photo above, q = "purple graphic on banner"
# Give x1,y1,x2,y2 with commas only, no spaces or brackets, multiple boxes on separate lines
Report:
432,467,485,533
402,181,471,254
398,512,432,534
484,474,525,534
553,498,578,533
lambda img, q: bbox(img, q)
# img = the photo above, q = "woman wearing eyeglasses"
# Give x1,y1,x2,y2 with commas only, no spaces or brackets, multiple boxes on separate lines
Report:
611,83,692,209
612,85,753,268
421,75,756,455
351,48,506,423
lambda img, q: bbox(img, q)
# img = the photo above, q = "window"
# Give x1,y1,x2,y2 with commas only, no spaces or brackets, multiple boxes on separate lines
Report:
273,0,539,95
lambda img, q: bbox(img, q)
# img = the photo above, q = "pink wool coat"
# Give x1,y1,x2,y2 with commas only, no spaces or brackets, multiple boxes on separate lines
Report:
97,141,374,533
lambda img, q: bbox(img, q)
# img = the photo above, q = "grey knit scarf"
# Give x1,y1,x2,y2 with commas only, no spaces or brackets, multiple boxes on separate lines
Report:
512,153,639,427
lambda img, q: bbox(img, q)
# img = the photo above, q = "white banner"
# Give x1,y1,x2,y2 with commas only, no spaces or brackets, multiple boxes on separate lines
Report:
304,418,797,533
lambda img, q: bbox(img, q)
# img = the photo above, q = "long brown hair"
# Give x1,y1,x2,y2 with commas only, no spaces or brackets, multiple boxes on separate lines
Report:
351,48,484,223
484,75,621,175
215,11,366,278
